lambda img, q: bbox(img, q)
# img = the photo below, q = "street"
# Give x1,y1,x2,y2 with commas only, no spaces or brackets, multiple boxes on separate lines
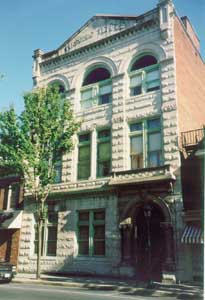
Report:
0,283,180,300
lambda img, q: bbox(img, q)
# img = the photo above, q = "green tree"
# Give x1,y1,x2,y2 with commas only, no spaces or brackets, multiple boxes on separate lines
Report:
0,85,80,279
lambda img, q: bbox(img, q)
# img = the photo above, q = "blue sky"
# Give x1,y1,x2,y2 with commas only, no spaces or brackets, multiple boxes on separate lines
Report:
0,0,204,114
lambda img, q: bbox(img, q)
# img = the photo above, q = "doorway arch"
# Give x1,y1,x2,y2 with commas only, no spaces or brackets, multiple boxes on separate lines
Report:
132,202,166,282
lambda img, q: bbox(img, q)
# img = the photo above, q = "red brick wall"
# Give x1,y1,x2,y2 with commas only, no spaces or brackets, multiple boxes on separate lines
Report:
174,16,205,133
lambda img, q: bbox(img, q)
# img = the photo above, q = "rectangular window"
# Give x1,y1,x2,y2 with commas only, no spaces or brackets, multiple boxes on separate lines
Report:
54,158,62,183
146,68,160,92
78,133,91,180
34,202,58,256
130,118,162,169
81,87,93,109
81,80,112,110
99,82,112,105
130,72,142,96
130,66,160,96
97,129,111,177
78,210,105,256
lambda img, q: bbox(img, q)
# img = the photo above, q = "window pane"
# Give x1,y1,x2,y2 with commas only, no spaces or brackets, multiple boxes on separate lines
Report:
48,213,58,223
130,74,142,87
131,86,142,96
79,241,89,255
147,119,160,130
131,154,143,169
99,84,112,95
148,132,161,151
47,226,57,240
94,225,105,239
81,88,92,100
99,93,111,104
146,69,159,82
131,136,143,154
94,241,105,255
148,151,162,167
10,184,20,209
147,81,160,92
79,226,89,239
78,163,90,180
79,212,89,221
54,162,62,183
98,161,110,177
98,129,110,139
98,142,110,160
79,133,90,143
79,145,90,161
94,211,105,221
47,241,57,256
130,123,142,132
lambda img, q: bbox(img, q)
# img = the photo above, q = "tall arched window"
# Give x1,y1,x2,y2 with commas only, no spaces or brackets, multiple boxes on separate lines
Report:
129,55,160,96
81,67,112,110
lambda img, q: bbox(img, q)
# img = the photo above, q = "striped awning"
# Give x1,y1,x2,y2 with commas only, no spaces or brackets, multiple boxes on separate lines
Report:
181,225,204,244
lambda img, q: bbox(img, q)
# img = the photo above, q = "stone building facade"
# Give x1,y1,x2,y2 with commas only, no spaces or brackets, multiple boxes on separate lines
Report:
18,0,205,283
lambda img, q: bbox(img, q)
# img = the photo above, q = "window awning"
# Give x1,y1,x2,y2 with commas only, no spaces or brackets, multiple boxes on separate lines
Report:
0,211,23,229
181,225,204,244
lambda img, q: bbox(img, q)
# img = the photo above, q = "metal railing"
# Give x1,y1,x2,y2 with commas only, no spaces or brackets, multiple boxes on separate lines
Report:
181,128,204,148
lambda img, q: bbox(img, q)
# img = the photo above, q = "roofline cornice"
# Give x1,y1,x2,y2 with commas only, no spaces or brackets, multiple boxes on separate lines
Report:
40,12,159,69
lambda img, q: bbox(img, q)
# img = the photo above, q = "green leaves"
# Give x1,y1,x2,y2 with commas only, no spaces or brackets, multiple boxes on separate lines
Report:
0,86,80,201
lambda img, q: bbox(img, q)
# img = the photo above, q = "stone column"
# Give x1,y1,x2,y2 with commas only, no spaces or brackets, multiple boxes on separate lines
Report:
160,222,176,283
6,185,12,211
90,127,97,180
121,224,132,264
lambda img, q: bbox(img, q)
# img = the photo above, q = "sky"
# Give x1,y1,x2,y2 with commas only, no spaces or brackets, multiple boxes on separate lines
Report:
0,0,204,115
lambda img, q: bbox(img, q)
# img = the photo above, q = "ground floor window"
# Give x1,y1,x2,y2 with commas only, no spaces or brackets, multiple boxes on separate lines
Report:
77,210,105,256
34,202,58,256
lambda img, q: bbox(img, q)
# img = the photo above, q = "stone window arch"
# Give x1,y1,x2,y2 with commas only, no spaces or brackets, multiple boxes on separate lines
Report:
129,54,160,96
80,66,112,110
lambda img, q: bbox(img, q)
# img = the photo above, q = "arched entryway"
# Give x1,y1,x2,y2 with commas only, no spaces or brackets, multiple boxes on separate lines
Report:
132,202,166,282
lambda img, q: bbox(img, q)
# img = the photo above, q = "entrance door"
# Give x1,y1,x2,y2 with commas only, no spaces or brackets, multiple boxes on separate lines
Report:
0,229,12,262
133,204,165,282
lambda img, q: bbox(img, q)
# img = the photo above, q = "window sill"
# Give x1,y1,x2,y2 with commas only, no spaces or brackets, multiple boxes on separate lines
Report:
75,256,107,262
29,255,57,260
129,89,160,99
76,103,111,115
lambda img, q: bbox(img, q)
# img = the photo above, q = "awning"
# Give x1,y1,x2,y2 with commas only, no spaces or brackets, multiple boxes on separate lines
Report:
181,225,204,244
0,211,23,229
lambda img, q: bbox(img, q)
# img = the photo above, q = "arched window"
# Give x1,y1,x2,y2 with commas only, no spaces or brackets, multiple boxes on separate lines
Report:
49,81,65,95
129,55,160,96
81,67,112,110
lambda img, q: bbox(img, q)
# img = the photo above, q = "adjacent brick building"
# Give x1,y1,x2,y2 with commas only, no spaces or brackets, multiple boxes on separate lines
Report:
0,169,23,267
18,0,204,283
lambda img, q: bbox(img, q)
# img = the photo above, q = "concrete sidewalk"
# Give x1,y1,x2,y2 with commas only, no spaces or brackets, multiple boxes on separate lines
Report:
13,273,203,299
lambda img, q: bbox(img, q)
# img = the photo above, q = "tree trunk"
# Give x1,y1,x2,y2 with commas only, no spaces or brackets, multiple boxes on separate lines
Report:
36,216,43,279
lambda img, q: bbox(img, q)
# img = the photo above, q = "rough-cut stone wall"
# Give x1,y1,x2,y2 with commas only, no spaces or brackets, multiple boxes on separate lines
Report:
18,1,189,280
18,193,121,276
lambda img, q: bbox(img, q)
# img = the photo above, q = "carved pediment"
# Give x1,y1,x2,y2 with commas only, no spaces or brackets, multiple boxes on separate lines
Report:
58,15,138,54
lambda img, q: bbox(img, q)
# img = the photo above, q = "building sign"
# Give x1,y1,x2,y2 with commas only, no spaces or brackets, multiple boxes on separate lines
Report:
61,17,137,53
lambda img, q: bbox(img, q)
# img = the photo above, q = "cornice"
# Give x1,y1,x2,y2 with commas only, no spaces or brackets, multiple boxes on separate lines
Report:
40,12,159,70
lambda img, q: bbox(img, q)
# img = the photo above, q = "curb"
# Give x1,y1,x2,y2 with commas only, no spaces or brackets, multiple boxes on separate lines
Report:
12,278,203,299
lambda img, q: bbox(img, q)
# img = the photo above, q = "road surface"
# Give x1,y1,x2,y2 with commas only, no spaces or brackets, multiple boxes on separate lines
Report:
0,282,180,300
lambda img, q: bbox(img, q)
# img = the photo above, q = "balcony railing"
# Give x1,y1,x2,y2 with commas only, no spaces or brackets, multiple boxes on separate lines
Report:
181,128,204,149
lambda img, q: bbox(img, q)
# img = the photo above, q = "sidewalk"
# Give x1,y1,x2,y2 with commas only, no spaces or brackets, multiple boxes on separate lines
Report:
13,273,203,299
